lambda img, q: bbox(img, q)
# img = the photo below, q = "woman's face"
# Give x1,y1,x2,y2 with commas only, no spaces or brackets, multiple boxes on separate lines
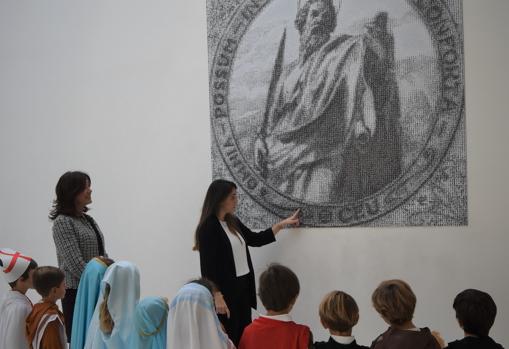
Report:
221,188,238,215
75,180,92,209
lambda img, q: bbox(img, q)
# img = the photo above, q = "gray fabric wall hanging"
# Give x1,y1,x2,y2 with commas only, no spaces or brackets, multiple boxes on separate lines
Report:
207,0,467,227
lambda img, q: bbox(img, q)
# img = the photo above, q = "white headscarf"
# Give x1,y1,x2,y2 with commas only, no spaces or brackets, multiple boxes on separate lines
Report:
84,261,140,349
167,283,236,349
0,248,33,283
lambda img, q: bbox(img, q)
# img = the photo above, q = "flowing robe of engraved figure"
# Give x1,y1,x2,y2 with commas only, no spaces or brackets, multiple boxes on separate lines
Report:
255,13,402,203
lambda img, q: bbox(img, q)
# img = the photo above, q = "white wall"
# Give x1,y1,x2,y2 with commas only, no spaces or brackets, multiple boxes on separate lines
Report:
0,0,508,346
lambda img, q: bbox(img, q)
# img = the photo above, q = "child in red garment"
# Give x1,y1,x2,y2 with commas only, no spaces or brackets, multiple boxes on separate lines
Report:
239,263,312,349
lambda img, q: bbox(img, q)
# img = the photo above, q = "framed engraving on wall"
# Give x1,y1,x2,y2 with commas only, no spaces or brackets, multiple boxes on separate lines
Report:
206,0,467,227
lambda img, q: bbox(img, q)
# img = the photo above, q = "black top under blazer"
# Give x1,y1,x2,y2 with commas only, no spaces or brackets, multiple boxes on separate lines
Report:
197,215,276,309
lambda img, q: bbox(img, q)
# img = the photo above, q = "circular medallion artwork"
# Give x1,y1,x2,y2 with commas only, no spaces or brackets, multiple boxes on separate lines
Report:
208,0,466,226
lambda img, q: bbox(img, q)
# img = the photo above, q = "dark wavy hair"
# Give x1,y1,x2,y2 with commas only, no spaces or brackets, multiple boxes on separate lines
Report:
295,0,337,35
49,171,91,220
193,179,240,251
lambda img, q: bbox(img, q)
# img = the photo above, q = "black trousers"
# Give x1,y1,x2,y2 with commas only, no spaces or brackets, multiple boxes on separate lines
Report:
61,288,78,342
218,274,252,346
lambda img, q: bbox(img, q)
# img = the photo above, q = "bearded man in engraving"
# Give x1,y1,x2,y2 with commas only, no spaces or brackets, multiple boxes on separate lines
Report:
254,0,402,203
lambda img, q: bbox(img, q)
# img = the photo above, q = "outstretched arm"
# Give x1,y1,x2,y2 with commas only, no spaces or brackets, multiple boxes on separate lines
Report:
271,209,301,235
237,209,300,247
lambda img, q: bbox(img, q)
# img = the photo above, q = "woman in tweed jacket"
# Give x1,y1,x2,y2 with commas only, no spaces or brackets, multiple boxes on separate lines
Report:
50,171,107,341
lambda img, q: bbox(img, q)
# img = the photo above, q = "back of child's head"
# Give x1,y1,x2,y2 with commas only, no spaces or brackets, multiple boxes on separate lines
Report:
453,289,497,337
188,278,218,296
372,279,416,326
134,297,169,341
319,290,359,332
8,258,38,289
33,266,65,298
96,256,115,267
258,263,300,312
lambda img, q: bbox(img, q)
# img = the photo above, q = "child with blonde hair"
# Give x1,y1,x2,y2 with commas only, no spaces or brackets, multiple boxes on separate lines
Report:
315,290,368,348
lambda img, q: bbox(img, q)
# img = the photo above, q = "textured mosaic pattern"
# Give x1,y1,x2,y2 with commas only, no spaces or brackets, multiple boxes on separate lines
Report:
207,0,467,227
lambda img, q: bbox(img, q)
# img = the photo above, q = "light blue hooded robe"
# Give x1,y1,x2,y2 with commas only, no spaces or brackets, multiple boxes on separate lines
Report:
129,297,168,349
84,261,140,349
70,258,109,349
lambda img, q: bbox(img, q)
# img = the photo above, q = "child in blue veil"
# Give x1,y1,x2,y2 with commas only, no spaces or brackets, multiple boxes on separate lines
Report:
84,261,140,349
71,257,113,349
130,297,169,349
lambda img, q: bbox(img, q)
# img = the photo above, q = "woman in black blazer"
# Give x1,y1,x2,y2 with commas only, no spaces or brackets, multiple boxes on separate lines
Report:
194,179,299,345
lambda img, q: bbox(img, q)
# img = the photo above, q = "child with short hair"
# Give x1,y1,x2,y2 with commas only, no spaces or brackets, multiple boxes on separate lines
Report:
445,289,504,349
239,263,312,349
0,248,38,349
371,279,441,349
315,290,369,348
26,266,67,349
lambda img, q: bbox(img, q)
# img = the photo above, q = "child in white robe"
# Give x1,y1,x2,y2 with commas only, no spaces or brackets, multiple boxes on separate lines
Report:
0,248,38,349
168,279,236,349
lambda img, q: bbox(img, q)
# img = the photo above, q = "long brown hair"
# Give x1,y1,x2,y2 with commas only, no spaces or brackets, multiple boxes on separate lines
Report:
193,179,240,251
49,171,91,220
